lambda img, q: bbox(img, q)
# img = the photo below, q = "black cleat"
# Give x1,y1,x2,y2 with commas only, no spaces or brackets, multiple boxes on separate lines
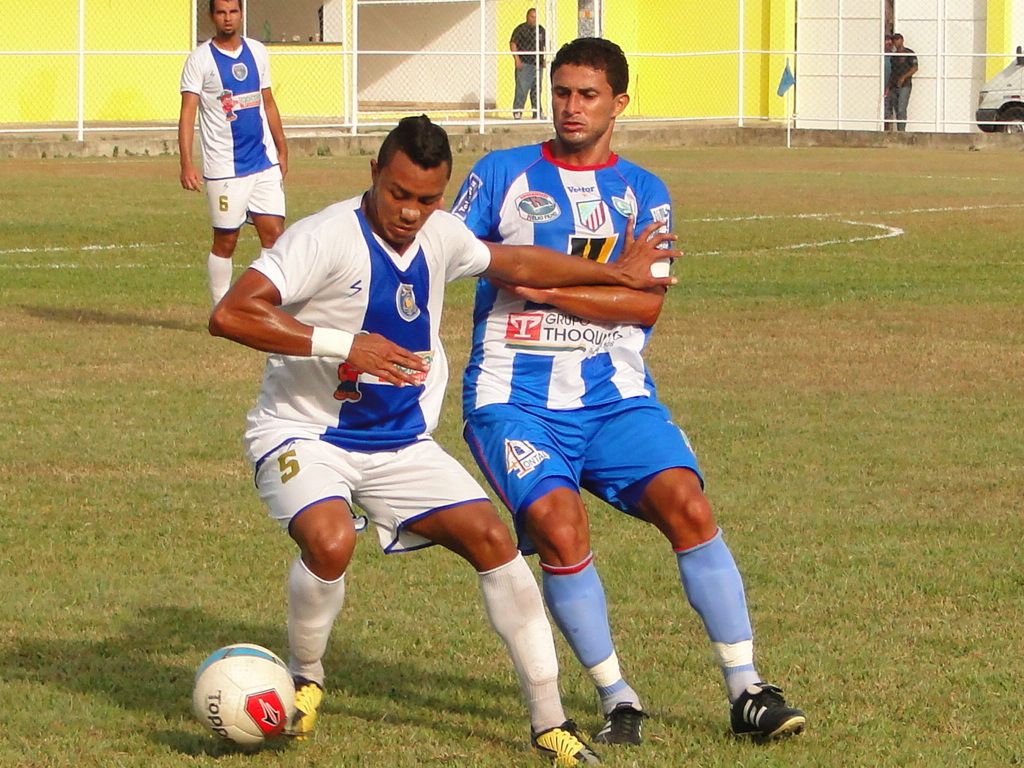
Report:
592,702,645,745
730,683,806,739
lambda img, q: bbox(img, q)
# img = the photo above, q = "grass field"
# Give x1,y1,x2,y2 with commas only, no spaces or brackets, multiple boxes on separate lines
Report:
2,142,1022,768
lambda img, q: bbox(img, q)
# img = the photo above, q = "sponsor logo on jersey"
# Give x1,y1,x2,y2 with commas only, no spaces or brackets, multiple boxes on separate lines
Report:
452,173,483,219
506,311,545,341
650,203,671,227
397,351,432,385
504,310,624,352
612,195,635,218
515,192,560,222
219,89,237,121
359,351,433,387
576,200,608,232
569,234,618,263
219,89,261,122
505,439,550,479
565,184,597,194
649,203,672,248
333,362,362,402
396,283,421,321
232,62,249,81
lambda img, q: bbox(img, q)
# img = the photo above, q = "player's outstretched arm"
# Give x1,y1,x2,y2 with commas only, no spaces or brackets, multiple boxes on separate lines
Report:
209,269,425,386
484,219,678,290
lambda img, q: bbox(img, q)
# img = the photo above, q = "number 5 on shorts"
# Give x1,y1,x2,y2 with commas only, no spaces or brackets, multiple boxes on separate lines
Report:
278,448,300,483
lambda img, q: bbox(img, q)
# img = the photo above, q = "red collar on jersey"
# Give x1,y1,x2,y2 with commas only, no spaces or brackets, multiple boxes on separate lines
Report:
541,140,619,171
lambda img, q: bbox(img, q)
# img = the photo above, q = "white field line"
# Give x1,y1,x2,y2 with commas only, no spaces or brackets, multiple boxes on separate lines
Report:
2,202,1022,267
679,202,1024,256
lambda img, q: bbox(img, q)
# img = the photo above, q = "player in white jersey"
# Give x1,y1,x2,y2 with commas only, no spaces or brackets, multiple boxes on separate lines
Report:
452,38,806,745
178,0,288,305
208,116,677,764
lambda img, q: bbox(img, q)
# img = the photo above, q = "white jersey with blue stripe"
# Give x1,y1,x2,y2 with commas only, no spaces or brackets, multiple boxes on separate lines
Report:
180,37,278,180
243,196,492,463
453,141,673,415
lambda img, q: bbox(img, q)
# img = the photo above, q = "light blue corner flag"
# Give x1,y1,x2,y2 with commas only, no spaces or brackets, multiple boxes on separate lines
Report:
777,60,795,96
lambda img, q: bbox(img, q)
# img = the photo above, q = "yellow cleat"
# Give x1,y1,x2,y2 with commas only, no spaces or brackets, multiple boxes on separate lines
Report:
532,720,601,766
286,677,324,739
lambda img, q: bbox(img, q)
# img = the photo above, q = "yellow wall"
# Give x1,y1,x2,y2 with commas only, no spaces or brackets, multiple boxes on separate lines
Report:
1,0,190,123
0,0,802,127
986,0,1014,79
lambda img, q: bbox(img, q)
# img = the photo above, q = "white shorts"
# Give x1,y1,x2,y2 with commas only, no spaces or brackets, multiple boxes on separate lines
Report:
205,165,285,230
253,438,490,553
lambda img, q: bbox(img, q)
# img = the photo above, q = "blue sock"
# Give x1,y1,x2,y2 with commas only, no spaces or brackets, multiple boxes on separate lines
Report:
542,556,640,710
676,528,759,700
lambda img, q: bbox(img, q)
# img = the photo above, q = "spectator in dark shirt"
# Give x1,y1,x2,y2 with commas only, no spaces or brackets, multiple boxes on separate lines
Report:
888,33,918,131
883,34,896,130
510,8,547,119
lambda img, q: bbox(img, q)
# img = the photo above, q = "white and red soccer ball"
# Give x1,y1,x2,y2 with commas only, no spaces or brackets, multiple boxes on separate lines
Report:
192,643,295,745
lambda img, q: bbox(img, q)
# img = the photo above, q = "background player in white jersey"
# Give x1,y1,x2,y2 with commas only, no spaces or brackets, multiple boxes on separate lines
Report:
452,38,806,745
208,116,677,764
178,0,288,305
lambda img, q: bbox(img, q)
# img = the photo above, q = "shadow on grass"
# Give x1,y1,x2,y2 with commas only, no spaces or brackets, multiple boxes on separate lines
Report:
3,604,521,755
20,304,202,333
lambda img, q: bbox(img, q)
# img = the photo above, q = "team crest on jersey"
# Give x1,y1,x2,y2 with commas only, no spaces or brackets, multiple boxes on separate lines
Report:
232,62,248,81
612,196,635,218
515,192,560,222
396,283,420,321
504,439,550,479
333,362,362,402
452,173,483,219
576,200,609,232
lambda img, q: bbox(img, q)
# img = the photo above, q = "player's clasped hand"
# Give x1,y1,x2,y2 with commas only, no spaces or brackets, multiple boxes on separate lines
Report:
615,217,681,290
347,333,427,387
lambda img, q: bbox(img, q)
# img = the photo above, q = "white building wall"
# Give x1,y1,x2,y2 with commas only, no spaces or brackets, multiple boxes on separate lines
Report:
796,0,987,132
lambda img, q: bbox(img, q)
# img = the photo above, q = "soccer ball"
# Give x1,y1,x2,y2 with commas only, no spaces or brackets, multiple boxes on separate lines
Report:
192,643,295,745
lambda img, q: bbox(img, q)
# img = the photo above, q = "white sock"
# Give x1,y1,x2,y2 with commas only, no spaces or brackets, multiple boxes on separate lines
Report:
207,253,232,305
287,557,346,687
478,553,565,733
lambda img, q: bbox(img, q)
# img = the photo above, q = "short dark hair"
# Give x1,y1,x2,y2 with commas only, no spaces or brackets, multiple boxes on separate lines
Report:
893,32,904,39
377,115,452,177
551,37,629,96
209,0,242,13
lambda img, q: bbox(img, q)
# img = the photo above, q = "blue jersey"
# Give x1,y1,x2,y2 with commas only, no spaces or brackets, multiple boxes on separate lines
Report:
452,141,673,415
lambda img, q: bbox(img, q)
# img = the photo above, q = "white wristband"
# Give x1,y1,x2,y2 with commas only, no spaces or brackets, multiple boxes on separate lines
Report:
310,327,355,360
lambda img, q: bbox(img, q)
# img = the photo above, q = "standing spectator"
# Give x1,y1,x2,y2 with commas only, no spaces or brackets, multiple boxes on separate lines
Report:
510,8,547,119
883,34,896,130
179,0,288,305
888,33,918,132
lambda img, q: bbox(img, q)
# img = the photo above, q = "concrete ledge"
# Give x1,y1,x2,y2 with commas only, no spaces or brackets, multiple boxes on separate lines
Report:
2,122,1023,160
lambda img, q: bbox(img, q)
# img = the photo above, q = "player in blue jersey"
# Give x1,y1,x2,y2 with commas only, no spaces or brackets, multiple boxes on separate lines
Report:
179,0,288,305
452,38,806,745
208,116,677,764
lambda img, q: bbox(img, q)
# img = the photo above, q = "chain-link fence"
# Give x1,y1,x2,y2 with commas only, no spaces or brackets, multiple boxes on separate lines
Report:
4,0,1024,138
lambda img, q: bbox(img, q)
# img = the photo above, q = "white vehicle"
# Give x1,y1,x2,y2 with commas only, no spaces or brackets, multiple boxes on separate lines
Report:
976,47,1024,132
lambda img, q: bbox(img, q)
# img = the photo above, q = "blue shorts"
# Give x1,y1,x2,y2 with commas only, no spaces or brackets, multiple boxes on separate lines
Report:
463,398,702,554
